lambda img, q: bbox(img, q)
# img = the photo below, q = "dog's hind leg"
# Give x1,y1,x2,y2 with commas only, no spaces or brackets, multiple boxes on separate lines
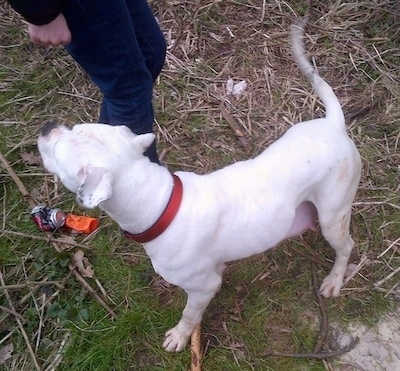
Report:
163,273,222,352
318,208,355,298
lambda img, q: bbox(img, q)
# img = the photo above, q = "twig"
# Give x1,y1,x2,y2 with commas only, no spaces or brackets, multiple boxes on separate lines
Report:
353,201,400,210
0,280,64,290
219,103,249,153
263,336,359,359
190,325,202,371
264,262,359,359
344,105,373,122
311,262,328,353
44,332,71,371
1,229,92,250
0,271,42,371
0,304,26,322
95,278,117,305
343,254,369,286
219,103,245,137
374,265,400,288
290,239,332,269
264,262,360,361
68,263,117,319
35,293,46,351
377,236,400,259
0,327,17,347
0,150,35,204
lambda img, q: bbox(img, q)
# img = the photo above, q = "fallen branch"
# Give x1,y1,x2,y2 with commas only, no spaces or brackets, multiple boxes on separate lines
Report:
374,265,400,289
44,332,71,371
290,238,332,269
311,262,328,353
263,262,360,360
0,151,33,202
1,229,92,250
0,280,64,290
68,262,117,319
219,103,249,153
0,304,27,322
219,103,245,138
263,336,359,359
190,325,202,371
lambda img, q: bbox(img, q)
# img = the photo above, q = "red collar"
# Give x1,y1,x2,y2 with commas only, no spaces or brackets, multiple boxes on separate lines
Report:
123,174,183,243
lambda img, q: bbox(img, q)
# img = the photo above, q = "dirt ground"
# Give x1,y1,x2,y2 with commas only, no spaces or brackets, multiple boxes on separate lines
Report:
335,306,400,370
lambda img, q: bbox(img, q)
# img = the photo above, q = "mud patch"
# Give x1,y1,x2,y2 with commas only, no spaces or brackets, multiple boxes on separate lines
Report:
334,308,400,370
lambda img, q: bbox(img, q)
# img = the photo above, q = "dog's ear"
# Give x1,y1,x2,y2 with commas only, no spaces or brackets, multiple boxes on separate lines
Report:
132,133,156,154
76,166,113,209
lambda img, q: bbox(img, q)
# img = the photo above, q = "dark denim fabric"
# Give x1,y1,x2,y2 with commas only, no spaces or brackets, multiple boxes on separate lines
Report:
62,0,166,163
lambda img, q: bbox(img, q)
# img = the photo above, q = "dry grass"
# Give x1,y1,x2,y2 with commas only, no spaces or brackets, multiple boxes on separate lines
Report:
1,0,399,370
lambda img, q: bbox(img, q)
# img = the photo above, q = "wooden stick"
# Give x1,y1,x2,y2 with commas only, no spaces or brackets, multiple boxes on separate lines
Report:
310,262,328,353
0,305,26,322
263,336,359,359
190,325,202,371
0,151,33,204
68,262,117,319
219,103,250,153
219,103,245,138
0,229,92,250
0,280,63,290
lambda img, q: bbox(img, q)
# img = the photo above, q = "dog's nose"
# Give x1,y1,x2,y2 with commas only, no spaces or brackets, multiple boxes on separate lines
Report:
40,122,59,137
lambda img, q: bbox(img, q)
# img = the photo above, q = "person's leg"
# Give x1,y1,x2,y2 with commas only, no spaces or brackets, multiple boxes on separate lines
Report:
61,0,166,163
97,0,166,127
125,0,166,82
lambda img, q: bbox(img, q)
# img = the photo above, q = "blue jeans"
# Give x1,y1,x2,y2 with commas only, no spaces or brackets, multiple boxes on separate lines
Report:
61,0,166,163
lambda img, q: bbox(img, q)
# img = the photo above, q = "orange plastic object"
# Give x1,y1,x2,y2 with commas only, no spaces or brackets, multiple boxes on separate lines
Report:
64,214,99,234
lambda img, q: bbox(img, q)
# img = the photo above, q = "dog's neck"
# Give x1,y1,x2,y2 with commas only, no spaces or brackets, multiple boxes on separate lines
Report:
123,174,183,243
99,160,176,235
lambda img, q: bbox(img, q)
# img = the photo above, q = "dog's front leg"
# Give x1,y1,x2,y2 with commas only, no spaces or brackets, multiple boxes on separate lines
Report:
163,286,220,352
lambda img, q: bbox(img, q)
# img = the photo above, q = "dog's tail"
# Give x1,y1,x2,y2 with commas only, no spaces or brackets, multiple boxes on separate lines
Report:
290,20,345,128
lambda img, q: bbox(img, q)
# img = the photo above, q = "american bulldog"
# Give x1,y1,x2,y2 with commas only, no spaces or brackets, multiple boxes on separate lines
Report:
37,22,361,352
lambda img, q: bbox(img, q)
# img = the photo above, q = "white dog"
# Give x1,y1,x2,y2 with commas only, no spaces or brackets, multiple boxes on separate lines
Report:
37,23,361,352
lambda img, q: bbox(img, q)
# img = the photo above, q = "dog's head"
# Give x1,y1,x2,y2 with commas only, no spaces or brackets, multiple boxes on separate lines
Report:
37,122,155,209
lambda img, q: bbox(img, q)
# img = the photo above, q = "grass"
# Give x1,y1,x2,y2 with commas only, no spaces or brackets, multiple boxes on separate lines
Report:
1,0,399,370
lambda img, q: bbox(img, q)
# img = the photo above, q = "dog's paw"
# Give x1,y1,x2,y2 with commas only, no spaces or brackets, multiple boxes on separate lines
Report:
319,273,343,298
163,326,190,352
